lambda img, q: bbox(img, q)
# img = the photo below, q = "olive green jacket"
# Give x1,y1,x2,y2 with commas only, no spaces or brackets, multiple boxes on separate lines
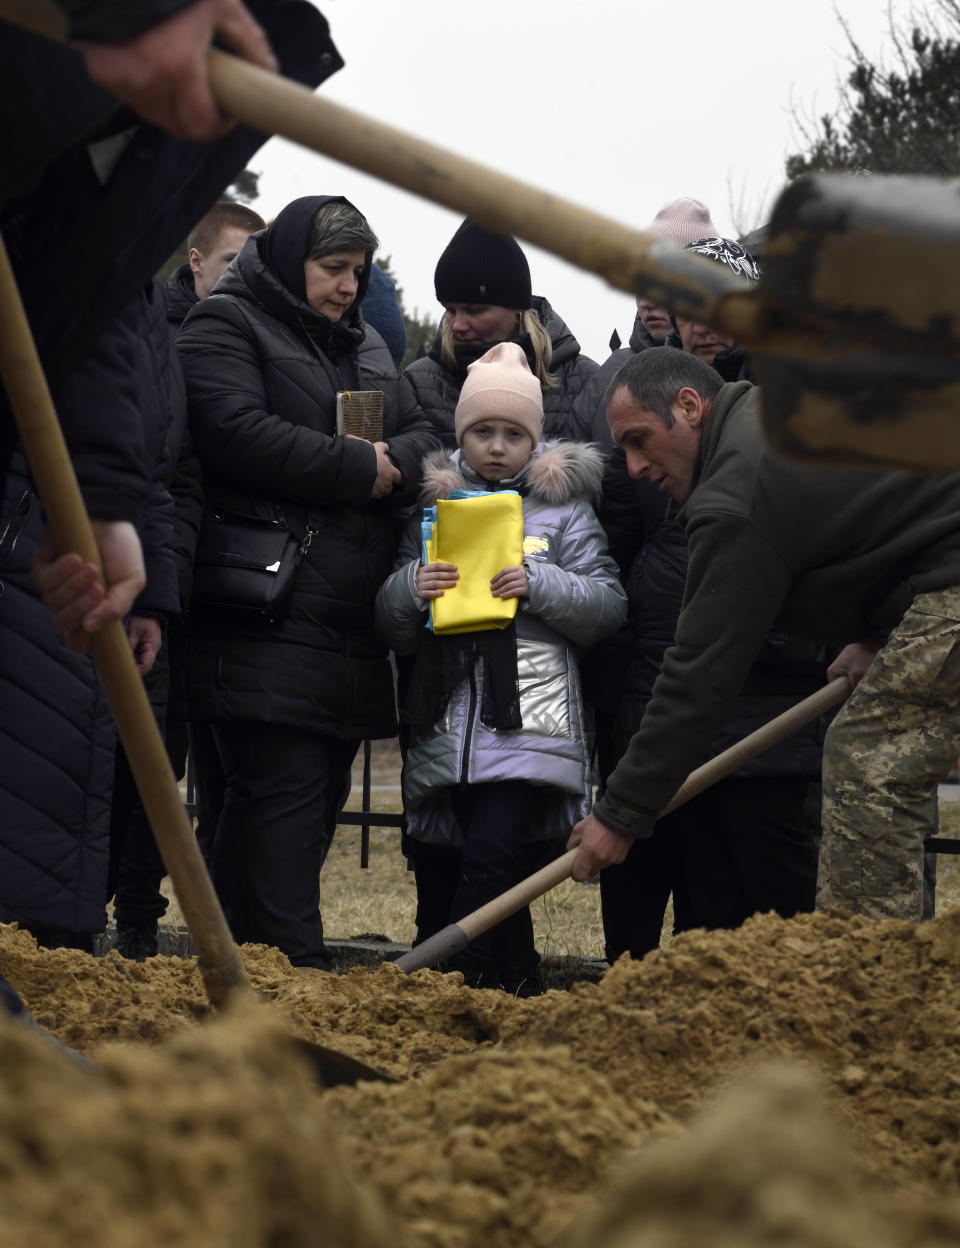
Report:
596,380,960,838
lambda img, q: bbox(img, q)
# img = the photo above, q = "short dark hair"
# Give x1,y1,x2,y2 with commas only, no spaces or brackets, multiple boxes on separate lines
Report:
605,346,723,427
187,202,266,256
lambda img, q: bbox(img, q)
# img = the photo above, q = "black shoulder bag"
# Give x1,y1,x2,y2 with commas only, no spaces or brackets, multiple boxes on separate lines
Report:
191,508,318,624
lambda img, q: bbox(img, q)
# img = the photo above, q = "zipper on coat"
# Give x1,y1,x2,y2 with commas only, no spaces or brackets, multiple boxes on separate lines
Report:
0,489,34,565
458,668,478,784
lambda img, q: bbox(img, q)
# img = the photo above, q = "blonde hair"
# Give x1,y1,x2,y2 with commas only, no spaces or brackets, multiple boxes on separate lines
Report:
440,308,557,388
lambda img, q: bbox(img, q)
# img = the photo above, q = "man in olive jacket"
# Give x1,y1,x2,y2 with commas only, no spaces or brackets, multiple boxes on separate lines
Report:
570,347,960,922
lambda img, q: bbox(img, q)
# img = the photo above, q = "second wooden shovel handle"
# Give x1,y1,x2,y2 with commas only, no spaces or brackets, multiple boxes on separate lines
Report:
395,676,848,971
0,1,761,345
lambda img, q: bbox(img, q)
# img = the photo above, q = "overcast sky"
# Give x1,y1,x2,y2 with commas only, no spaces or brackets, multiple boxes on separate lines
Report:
251,0,902,362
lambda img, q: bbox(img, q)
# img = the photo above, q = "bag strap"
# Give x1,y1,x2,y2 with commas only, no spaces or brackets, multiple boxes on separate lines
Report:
295,523,320,564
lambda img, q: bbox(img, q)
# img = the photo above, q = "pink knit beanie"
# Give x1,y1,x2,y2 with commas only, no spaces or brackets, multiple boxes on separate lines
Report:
645,197,720,247
454,342,543,447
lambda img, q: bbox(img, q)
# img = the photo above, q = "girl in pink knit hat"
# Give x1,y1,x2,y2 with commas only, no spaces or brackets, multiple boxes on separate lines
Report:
377,342,626,995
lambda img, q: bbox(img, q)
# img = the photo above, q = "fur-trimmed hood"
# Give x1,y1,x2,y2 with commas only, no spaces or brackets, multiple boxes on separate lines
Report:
419,440,604,507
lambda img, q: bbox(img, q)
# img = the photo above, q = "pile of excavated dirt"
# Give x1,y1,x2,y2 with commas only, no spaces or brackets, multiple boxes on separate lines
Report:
5,908,960,1246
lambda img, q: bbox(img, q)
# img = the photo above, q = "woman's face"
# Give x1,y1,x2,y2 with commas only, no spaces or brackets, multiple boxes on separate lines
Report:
443,303,519,344
303,249,367,319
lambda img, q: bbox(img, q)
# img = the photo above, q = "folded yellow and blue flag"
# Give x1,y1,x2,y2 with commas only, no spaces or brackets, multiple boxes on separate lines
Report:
423,491,524,635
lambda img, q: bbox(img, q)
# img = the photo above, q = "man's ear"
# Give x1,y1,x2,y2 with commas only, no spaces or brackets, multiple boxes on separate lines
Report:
676,386,708,429
187,247,204,277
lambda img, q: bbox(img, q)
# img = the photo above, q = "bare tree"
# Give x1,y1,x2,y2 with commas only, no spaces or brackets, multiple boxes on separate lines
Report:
786,3,960,179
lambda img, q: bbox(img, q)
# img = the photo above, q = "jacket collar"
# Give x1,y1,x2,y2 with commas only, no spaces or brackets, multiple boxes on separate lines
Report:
689,379,756,496
419,439,605,508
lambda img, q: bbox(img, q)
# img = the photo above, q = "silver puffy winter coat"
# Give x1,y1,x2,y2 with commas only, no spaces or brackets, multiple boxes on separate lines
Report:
376,441,627,844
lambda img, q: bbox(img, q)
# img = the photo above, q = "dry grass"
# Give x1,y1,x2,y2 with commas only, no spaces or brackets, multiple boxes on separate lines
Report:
309,783,960,953
312,800,607,959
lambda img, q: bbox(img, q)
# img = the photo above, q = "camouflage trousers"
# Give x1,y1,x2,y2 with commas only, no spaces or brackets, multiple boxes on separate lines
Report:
817,586,960,921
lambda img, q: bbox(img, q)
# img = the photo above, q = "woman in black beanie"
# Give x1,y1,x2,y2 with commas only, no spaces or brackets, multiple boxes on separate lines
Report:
177,195,437,969
406,219,598,446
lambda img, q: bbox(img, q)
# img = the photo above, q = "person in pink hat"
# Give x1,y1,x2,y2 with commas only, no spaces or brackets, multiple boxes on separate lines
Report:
377,342,625,995
575,196,721,439
636,199,720,346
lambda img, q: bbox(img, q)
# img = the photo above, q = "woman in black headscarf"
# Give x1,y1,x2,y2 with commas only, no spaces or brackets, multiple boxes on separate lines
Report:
178,195,436,968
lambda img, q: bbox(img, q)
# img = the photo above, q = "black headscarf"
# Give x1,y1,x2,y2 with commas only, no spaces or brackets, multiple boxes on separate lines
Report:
259,194,372,307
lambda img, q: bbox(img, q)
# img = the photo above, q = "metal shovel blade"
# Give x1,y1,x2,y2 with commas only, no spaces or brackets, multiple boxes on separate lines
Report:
755,174,960,472
294,1038,397,1086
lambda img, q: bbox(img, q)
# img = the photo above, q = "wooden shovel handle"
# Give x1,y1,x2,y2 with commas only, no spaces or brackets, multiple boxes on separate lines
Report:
0,234,248,1009
396,676,848,969
207,54,761,341
661,675,848,814
0,1,762,345
467,675,848,937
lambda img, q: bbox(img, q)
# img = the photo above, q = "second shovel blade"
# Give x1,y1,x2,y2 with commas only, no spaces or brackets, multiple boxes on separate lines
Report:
756,173,960,471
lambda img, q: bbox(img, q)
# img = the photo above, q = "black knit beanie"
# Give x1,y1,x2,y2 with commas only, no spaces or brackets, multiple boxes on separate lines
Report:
434,219,532,309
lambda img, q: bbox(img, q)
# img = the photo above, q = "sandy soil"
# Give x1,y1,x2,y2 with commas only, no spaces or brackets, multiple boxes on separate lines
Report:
5,906,960,1246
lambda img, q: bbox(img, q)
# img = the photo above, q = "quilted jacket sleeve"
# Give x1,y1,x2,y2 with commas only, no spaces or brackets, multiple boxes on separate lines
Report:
178,295,379,506
376,372,441,508
374,516,429,654
524,501,626,648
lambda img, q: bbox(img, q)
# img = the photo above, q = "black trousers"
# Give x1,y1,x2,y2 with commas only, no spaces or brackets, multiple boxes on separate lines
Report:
412,782,546,985
189,721,227,868
211,723,358,969
600,776,822,962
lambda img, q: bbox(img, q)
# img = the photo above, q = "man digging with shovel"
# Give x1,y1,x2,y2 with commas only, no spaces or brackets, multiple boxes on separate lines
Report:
569,346,960,924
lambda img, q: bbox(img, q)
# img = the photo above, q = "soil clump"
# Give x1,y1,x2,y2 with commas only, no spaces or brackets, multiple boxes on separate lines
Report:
4,907,960,1245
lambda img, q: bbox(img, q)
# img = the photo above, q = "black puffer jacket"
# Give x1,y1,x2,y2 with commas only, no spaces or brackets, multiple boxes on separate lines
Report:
581,336,755,720
177,212,439,739
164,265,207,609
0,464,115,938
166,262,198,326
605,471,830,780
576,315,660,443
405,295,597,445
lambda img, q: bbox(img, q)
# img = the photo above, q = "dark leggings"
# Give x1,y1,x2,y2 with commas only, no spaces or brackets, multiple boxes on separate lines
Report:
416,781,543,985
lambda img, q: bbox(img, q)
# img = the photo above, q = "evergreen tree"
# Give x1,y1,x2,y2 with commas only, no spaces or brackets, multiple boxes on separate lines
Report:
158,169,261,280
786,2,960,178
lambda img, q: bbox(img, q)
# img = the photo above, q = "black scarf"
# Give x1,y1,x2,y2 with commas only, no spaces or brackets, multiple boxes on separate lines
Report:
451,329,534,380
402,623,521,732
